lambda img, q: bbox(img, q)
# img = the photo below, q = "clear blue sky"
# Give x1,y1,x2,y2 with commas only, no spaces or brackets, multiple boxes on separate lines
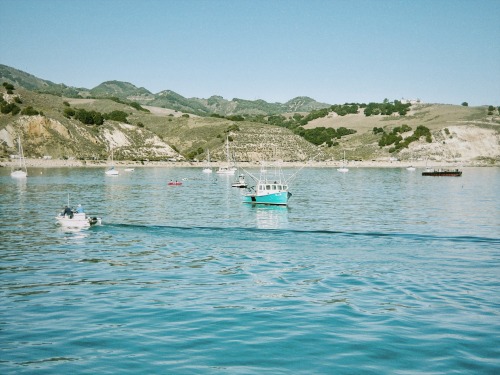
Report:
1,0,499,106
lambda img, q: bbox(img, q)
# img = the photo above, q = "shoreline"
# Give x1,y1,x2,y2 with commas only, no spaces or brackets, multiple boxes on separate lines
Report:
1,158,497,169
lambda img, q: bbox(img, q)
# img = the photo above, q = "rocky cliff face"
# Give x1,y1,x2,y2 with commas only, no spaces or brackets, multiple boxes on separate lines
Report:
1,79,498,165
408,125,499,162
1,114,499,165
1,115,182,161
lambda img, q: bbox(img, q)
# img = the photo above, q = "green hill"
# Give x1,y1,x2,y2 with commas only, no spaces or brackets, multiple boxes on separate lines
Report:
0,64,330,116
0,64,499,165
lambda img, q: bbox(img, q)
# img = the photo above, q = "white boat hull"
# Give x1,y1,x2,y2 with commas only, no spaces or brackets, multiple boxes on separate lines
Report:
11,170,27,178
55,213,102,228
216,167,236,175
12,136,28,178
105,169,119,176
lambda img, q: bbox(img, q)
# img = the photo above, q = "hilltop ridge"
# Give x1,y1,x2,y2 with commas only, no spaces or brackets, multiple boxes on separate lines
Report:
0,64,499,166
0,64,330,116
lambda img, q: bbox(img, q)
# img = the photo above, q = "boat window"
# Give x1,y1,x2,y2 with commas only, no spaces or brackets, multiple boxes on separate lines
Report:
266,185,271,190
283,185,288,190
272,185,277,190
278,185,282,190
259,184,264,191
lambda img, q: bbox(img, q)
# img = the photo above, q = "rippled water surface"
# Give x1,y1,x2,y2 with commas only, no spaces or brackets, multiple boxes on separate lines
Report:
1,166,499,374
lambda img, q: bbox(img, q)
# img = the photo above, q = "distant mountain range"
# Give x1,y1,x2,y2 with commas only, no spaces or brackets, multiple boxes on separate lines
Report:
0,64,330,116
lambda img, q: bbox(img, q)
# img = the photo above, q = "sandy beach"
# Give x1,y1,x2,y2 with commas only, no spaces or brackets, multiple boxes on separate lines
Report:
1,158,491,169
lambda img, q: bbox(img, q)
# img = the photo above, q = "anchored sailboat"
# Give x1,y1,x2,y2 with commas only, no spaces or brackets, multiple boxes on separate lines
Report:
11,136,28,178
337,151,349,173
105,147,119,176
216,137,237,175
202,149,213,173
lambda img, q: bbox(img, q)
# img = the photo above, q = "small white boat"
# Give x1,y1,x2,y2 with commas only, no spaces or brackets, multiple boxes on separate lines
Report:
11,169,28,178
337,151,349,173
105,167,119,176
216,166,237,175
11,136,28,179
124,168,135,172
232,174,247,188
55,212,102,228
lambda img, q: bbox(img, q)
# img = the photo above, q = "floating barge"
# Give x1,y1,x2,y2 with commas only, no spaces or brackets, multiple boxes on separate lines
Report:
422,169,462,177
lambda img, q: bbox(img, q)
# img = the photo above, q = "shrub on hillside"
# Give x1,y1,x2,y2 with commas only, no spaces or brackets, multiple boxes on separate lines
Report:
63,108,75,118
364,100,411,116
296,126,356,146
1,102,20,115
21,106,40,116
2,82,15,94
226,115,244,121
74,108,104,125
104,110,128,123
378,124,431,149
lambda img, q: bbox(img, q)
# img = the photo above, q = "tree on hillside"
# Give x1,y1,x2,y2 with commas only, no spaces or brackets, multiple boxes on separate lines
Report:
3,82,15,94
105,110,128,123
461,102,468,106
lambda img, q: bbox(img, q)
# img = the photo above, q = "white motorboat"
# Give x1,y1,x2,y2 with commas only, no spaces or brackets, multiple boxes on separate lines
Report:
105,167,119,176
231,174,247,188
55,212,102,228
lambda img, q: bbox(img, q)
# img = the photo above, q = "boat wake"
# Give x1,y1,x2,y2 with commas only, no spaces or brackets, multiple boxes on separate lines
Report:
97,223,499,245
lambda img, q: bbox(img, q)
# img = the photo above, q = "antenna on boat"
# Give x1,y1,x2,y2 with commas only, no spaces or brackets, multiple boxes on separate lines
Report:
287,152,322,183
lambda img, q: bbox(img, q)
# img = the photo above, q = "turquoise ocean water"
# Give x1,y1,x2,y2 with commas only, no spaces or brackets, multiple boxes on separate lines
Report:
1,166,499,374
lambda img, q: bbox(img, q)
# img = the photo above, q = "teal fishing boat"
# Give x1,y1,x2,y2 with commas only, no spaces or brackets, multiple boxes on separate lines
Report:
242,162,292,206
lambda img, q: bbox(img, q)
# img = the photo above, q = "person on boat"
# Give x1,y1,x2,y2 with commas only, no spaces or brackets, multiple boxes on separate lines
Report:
76,204,84,213
62,206,74,218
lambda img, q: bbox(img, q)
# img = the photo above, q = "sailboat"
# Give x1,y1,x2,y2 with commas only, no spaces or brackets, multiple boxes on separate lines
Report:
105,147,119,176
406,152,416,171
337,151,349,173
202,149,213,173
11,136,28,178
216,137,237,175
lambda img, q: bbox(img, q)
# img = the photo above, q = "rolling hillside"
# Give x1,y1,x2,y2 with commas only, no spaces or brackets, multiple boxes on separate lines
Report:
0,65,499,165
0,64,330,116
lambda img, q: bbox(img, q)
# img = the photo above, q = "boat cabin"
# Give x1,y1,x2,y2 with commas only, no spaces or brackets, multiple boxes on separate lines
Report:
258,183,288,192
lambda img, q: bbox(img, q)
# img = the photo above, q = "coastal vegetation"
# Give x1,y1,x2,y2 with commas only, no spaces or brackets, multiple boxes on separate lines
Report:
375,125,432,153
63,106,130,125
0,64,499,165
